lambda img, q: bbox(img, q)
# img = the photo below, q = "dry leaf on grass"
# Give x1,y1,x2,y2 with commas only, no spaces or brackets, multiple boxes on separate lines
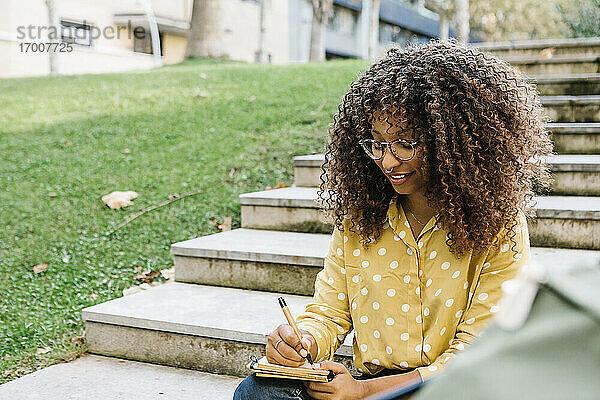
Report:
70,335,84,344
265,180,287,190
101,190,138,209
32,262,48,274
134,270,160,283
63,141,72,146
122,148,131,153
47,192,57,197
212,216,232,232
35,347,52,355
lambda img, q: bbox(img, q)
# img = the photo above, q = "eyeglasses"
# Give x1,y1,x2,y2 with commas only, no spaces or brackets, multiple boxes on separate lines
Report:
359,138,419,161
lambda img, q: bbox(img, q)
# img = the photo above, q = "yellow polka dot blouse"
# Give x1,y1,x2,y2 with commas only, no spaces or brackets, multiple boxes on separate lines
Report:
295,195,530,381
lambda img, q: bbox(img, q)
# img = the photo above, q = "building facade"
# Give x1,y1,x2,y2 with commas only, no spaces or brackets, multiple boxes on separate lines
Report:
0,0,460,78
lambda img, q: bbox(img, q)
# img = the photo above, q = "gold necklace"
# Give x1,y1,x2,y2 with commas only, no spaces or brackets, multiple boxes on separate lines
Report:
404,200,426,225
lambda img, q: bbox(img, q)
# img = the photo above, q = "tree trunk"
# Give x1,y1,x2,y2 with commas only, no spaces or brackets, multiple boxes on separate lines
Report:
46,0,59,75
185,0,225,58
309,0,333,61
257,0,269,63
454,0,470,45
368,0,381,59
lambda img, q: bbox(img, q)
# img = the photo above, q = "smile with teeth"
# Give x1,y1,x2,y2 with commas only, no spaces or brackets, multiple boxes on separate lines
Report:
387,171,414,183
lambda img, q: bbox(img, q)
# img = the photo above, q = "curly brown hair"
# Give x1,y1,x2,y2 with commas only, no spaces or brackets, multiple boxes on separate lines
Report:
318,38,554,257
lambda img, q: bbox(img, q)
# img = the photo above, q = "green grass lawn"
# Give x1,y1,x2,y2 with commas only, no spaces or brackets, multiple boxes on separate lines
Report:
0,57,370,382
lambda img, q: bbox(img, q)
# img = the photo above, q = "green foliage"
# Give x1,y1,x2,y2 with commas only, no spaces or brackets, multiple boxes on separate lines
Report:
0,57,370,382
469,0,572,41
556,0,600,37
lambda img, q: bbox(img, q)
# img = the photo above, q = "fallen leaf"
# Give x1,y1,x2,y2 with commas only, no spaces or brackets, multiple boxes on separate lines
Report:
64,141,72,146
160,267,175,280
168,193,180,200
193,89,208,98
539,47,554,59
134,266,142,273
134,270,160,283
33,262,48,274
122,148,131,153
47,192,57,197
35,347,52,355
88,251,95,257
101,190,138,209
212,216,232,232
228,167,236,178
70,335,84,344
265,180,288,190
199,72,207,79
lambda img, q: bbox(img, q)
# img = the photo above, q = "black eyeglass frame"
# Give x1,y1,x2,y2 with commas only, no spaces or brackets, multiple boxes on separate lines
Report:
358,138,420,161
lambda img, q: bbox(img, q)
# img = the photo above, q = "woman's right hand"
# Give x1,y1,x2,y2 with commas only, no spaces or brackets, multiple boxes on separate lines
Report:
266,324,318,367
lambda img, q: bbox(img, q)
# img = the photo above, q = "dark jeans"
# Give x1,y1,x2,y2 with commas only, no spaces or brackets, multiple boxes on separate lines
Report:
233,368,409,400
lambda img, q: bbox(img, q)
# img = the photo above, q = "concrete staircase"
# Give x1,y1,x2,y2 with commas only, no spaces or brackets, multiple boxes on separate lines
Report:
79,37,600,394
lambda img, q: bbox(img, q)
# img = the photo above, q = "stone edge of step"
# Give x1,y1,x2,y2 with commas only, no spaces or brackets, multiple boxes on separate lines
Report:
82,282,354,357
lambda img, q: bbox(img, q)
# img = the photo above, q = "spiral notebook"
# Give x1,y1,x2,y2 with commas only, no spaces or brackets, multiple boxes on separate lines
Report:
247,356,335,382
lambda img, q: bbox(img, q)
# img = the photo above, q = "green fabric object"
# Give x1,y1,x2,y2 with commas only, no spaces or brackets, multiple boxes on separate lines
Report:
414,263,600,400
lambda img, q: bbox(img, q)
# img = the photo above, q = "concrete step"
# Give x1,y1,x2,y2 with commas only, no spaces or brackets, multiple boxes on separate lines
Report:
497,54,599,75
541,95,600,123
171,228,600,296
530,74,600,96
294,154,600,195
472,37,600,58
172,228,326,295
239,187,600,250
82,282,356,377
546,155,600,195
547,122,600,154
0,354,243,400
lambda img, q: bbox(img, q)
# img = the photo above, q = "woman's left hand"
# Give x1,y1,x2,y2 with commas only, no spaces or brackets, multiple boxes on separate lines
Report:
302,360,366,400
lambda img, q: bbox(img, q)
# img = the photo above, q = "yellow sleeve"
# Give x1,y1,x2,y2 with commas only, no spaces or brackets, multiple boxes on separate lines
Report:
295,225,353,362
416,211,531,381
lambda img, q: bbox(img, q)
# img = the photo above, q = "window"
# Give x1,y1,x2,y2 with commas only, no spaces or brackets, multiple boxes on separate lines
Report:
133,28,164,55
61,20,93,47
379,22,417,46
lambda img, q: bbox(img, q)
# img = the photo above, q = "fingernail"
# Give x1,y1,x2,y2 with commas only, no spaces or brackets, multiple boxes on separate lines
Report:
299,349,308,357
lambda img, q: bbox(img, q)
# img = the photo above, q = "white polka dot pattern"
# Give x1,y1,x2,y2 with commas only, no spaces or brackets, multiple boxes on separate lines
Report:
293,201,530,381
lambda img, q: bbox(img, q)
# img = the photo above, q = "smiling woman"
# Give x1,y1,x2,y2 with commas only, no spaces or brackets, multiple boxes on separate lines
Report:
234,37,553,400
